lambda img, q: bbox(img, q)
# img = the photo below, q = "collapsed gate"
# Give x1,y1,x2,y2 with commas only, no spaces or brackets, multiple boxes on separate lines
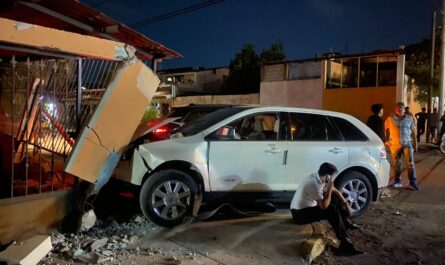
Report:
0,56,121,199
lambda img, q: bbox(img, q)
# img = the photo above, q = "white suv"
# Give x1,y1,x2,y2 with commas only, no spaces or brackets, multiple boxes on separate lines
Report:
124,106,389,227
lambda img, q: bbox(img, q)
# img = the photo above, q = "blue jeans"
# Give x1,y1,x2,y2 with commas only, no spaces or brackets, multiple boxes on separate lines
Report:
390,145,417,184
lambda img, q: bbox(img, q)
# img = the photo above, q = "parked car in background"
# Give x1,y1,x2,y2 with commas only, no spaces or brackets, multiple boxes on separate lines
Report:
121,104,238,160
123,106,390,227
135,104,239,142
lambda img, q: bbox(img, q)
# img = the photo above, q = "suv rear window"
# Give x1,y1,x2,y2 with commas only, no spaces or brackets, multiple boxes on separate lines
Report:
289,113,341,141
330,117,369,141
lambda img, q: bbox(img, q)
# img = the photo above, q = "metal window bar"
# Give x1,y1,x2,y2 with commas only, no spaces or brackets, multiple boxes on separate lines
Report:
1,56,121,199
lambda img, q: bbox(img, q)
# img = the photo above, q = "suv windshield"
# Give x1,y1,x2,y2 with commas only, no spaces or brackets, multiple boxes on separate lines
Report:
177,107,250,136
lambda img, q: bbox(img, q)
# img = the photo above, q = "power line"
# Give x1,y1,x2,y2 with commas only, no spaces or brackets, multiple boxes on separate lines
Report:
432,0,445,16
129,0,223,28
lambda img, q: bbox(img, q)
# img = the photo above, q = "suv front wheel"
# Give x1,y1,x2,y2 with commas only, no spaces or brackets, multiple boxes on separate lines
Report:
336,171,372,217
140,169,197,227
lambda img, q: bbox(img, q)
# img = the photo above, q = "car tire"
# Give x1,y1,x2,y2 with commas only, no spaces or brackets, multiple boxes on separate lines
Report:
139,169,197,227
440,141,445,154
336,171,372,217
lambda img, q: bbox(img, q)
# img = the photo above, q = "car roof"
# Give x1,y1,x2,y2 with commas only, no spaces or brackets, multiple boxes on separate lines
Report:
237,105,357,119
172,104,241,110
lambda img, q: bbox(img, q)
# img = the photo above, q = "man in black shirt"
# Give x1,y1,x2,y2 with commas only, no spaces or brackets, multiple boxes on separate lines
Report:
415,107,427,142
366,104,385,141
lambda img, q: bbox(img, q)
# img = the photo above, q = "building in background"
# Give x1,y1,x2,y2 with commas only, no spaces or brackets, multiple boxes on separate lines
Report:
156,66,229,98
260,50,420,122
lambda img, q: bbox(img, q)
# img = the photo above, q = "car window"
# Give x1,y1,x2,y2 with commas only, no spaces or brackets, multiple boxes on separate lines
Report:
178,107,249,137
330,116,369,141
289,113,341,141
209,112,283,141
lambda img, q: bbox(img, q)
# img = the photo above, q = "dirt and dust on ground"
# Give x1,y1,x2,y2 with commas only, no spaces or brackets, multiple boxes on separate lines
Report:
314,146,445,265
39,181,217,265
39,145,445,265
39,180,308,265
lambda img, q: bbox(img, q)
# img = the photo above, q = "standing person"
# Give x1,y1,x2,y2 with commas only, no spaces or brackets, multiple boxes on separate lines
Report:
385,102,419,191
437,110,445,145
290,163,362,256
428,108,440,143
415,107,427,142
366,103,385,141
405,107,416,127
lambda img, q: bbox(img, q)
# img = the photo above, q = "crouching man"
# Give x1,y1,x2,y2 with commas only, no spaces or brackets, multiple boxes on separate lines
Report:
290,162,362,256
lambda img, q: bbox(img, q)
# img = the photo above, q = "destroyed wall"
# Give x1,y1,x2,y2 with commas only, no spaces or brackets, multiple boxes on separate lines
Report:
0,58,120,199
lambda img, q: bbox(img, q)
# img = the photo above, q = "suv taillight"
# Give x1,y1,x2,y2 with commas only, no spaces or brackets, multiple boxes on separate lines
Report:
154,127,169,135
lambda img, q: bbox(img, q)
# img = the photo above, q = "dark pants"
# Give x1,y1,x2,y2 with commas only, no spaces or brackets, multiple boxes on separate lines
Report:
417,123,425,141
290,194,352,241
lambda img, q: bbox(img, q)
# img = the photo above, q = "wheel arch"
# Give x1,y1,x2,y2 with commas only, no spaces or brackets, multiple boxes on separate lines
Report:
335,166,378,201
142,160,205,194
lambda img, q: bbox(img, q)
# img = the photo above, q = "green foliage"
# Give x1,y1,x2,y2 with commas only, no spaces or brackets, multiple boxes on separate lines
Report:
222,43,260,94
141,105,159,123
222,41,286,94
260,41,286,63
405,28,441,104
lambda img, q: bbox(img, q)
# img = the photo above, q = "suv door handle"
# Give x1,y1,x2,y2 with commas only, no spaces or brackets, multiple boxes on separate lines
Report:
265,148,283,154
329,147,343,154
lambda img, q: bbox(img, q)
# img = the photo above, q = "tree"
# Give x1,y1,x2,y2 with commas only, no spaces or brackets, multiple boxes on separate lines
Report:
222,43,260,94
405,28,441,105
260,41,286,63
221,42,286,94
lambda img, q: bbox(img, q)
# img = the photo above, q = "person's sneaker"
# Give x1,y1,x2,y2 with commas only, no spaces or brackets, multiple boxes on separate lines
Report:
392,181,403,188
347,223,362,230
336,240,363,256
410,182,420,191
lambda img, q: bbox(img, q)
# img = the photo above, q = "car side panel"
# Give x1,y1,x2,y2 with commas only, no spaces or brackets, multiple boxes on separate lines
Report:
130,138,210,190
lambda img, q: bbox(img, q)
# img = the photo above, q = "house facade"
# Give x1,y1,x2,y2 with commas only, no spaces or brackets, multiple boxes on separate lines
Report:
260,50,419,122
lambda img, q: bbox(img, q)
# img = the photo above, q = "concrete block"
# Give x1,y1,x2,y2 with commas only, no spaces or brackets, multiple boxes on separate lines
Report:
0,235,52,265
65,61,159,184
301,237,326,263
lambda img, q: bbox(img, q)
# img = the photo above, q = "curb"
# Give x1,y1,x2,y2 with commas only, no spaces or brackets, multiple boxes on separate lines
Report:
300,222,326,263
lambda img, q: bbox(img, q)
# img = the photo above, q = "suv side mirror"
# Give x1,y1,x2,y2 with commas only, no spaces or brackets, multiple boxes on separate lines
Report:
205,126,240,141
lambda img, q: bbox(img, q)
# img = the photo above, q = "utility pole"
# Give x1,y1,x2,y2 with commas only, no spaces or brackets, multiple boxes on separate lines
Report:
439,0,445,130
428,11,436,143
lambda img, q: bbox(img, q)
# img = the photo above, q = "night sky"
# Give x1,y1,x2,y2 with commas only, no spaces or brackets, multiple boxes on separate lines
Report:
83,0,437,70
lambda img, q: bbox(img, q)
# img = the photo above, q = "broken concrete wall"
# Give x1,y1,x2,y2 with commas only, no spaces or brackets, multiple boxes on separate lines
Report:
0,191,70,245
65,61,160,185
0,17,130,61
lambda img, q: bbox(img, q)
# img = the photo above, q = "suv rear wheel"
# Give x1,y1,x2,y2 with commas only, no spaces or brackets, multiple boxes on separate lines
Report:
140,169,197,227
336,171,372,217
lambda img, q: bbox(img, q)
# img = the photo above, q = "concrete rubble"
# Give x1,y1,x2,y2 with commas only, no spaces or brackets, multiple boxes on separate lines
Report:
43,217,145,264
0,235,52,265
40,215,196,264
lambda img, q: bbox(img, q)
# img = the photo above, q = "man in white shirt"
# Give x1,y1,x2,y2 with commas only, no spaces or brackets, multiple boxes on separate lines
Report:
290,163,362,256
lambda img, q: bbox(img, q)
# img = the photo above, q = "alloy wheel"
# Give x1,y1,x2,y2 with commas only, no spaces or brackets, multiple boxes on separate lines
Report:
341,179,369,212
151,180,191,220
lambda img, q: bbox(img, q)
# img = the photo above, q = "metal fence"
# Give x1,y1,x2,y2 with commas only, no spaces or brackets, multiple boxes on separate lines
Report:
0,56,120,199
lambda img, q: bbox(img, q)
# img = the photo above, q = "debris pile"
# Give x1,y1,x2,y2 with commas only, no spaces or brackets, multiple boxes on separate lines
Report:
42,215,160,264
